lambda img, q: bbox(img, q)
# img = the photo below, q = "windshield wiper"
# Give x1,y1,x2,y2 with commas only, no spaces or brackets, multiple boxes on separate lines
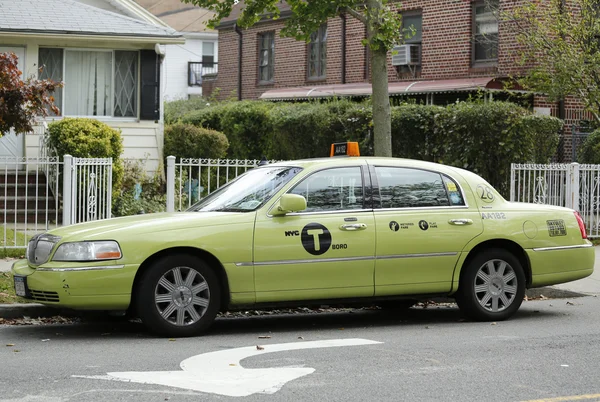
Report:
212,207,251,212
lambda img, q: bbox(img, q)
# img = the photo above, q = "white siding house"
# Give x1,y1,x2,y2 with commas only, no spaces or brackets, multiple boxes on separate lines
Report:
0,0,184,172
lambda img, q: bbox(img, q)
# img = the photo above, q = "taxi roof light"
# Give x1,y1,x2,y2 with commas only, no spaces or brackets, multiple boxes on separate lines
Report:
330,142,360,157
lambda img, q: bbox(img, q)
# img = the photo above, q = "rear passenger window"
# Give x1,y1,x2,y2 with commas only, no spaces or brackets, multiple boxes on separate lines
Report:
375,167,452,208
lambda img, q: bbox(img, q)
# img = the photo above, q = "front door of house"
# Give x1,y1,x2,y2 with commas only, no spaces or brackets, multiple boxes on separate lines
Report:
0,46,26,168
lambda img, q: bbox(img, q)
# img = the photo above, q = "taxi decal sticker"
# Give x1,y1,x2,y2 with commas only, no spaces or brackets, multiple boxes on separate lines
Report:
446,181,458,192
476,184,495,203
301,223,332,255
389,221,400,231
482,213,506,220
284,230,300,237
418,220,429,231
547,220,567,236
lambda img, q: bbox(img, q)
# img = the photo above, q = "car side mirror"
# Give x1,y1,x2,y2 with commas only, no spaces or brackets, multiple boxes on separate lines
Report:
272,194,307,216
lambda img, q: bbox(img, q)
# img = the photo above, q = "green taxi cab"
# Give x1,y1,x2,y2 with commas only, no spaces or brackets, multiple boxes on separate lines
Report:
12,143,595,336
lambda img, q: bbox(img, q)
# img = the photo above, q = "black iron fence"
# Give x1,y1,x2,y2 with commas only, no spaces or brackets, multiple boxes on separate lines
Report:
188,62,218,86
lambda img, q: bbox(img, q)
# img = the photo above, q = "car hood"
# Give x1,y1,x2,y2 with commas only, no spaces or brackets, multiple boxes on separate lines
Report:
48,212,253,241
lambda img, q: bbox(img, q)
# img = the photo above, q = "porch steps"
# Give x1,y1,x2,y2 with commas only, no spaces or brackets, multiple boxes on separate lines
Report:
0,171,61,224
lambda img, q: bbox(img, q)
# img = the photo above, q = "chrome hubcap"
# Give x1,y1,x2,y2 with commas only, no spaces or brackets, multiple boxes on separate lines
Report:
473,259,518,313
155,266,210,327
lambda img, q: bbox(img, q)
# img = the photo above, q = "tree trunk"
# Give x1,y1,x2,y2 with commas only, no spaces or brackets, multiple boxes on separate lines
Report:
365,0,392,157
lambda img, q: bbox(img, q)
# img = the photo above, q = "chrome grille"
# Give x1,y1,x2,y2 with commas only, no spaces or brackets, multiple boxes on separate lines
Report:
27,234,61,265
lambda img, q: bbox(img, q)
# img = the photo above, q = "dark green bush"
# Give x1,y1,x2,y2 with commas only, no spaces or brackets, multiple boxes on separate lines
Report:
391,104,440,161
180,104,229,132
112,159,166,217
578,128,600,164
434,101,531,196
164,123,229,159
164,97,214,125
322,100,374,155
219,101,276,159
519,114,562,163
47,118,124,191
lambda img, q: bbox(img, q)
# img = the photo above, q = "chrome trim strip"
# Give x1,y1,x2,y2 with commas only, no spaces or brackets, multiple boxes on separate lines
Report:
532,244,594,252
376,252,458,260
235,252,458,266
36,265,125,272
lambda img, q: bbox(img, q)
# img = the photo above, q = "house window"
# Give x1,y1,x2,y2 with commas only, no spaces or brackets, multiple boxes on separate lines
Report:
38,48,139,118
473,0,499,64
202,42,215,67
403,13,422,45
258,32,275,82
308,24,327,79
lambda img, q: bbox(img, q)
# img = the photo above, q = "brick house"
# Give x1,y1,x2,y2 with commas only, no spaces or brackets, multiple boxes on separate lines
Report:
206,0,593,161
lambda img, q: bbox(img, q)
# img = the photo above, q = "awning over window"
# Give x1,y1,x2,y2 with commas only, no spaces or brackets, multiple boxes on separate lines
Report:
259,77,505,100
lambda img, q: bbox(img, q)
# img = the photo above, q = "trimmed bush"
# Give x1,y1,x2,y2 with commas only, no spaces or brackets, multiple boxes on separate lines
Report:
519,114,562,163
578,128,600,164
164,97,214,125
180,104,229,132
219,101,276,159
47,118,124,190
391,104,440,161
164,123,229,159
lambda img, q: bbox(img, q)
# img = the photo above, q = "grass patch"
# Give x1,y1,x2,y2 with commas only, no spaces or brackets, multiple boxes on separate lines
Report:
0,271,33,304
0,226,29,259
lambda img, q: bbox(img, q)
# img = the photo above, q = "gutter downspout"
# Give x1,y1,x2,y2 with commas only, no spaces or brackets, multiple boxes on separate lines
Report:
341,14,346,84
234,24,243,101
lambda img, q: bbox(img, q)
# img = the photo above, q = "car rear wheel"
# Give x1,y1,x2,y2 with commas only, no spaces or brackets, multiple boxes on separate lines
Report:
455,248,525,321
136,254,221,337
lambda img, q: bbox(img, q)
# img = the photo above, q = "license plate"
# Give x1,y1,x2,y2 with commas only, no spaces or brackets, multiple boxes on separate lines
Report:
14,276,27,297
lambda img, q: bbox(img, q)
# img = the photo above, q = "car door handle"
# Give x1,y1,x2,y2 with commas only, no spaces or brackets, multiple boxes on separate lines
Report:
448,219,473,226
339,223,367,231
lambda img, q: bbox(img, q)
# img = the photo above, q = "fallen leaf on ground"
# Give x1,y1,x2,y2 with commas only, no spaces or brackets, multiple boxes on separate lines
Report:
229,364,236,366
6,344,14,347
41,339,50,342
168,338,176,342
258,335,271,339
298,336,304,340
13,350,20,353
491,322,497,325
256,345,264,350
566,301,575,305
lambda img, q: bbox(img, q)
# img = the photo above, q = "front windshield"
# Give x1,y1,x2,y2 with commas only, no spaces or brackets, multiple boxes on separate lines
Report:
187,166,303,212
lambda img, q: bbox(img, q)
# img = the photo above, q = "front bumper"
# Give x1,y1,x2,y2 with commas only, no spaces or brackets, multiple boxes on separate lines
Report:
11,259,139,310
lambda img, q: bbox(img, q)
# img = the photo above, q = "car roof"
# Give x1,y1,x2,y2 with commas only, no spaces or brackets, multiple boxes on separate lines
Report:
266,157,464,176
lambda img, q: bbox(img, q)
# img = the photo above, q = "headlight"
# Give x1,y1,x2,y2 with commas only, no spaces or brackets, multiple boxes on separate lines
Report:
52,241,122,262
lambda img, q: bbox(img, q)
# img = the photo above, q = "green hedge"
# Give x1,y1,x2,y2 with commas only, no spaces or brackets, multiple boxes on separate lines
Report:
47,118,124,191
164,123,229,159
172,99,562,195
578,128,600,164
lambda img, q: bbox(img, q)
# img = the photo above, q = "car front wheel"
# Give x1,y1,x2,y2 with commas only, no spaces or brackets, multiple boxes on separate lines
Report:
136,254,221,337
455,248,525,321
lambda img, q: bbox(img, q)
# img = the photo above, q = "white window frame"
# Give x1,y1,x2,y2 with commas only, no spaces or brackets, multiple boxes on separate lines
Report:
48,47,141,121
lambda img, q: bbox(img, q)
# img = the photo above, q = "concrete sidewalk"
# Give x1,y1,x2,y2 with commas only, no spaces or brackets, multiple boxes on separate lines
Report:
1,247,599,319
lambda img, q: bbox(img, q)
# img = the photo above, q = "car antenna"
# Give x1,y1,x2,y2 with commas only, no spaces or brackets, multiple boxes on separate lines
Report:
258,156,269,166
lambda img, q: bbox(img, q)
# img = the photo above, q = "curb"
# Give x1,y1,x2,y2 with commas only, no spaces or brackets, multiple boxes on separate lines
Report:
0,287,592,320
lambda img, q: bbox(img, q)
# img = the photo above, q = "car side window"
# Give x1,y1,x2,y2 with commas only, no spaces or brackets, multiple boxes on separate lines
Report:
442,175,465,206
375,167,452,208
288,167,364,212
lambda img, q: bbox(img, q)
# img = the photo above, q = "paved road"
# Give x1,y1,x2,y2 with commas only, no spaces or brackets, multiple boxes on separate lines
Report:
1,297,600,402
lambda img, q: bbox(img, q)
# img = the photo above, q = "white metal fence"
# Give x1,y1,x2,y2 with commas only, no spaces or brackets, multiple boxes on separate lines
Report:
510,163,600,238
165,156,272,212
1,154,113,249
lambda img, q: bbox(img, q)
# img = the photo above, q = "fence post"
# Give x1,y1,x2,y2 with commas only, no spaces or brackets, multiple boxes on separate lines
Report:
166,156,176,213
62,155,73,226
509,163,515,202
570,162,580,211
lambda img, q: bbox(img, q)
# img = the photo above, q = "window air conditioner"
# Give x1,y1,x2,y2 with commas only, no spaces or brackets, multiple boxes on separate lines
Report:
391,44,421,66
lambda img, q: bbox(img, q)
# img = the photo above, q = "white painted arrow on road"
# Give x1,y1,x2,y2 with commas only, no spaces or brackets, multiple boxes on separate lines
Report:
74,338,382,397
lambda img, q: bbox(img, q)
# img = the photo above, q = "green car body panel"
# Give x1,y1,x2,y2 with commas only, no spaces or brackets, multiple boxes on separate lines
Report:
11,157,595,313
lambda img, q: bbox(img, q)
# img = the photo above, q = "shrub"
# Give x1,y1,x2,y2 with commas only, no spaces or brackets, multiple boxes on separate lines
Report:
164,97,214,125
322,100,374,155
164,123,229,159
391,104,440,161
47,118,124,191
219,101,276,159
180,104,229,132
434,101,530,196
578,128,600,164
112,158,166,217
519,114,562,163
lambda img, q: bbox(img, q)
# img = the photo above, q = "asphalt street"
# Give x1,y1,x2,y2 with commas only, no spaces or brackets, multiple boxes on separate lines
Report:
1,296,600,402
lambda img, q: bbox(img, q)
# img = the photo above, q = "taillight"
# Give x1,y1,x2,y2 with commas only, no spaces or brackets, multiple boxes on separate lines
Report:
574,211,588,239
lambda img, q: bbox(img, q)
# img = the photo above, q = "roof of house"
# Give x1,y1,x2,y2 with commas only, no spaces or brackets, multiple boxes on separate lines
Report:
0,0,182,39
134,0,216,33
218,0,291,28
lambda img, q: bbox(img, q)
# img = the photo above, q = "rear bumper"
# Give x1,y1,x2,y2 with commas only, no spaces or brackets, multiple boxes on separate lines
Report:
11,259,138,310
527,243,595,288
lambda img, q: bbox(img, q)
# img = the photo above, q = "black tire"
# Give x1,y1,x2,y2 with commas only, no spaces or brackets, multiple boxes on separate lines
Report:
455,248,525,321
135,254,221,337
